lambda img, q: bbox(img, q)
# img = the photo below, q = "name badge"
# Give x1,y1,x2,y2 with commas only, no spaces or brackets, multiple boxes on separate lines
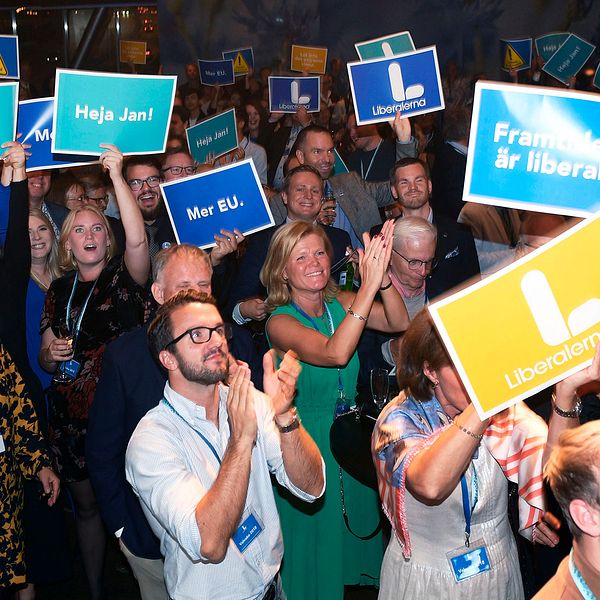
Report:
446,539,491,582
63,359,81,380
232,512,263,553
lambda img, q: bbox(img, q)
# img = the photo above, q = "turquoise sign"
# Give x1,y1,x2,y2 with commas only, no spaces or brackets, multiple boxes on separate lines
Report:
542,34,595,85
186,108,238,164
52,69,177,156
535,32,569,63
355,31,415,60
0,82,18,145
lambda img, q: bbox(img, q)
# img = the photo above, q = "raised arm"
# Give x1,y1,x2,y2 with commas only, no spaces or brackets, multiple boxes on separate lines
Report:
267,221,408,366
99,144,149,285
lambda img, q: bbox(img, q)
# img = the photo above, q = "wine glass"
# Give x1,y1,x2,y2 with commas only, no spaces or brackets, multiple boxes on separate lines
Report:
370,368,389,412
52,319,74,384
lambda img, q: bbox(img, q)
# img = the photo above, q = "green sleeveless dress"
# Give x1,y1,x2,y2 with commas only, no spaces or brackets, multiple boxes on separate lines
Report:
267,298,383,599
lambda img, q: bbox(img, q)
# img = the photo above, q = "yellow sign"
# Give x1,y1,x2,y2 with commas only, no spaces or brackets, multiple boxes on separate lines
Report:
290,44,328,74
0,55,7,77
503,44,525,70
233,52,249,75
429,216,600,419
119,41,147,65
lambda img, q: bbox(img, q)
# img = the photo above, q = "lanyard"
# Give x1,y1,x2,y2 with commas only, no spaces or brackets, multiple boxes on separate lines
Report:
161,396,222,465
291,302,345,398
460,467,479,547
65,275,98,350
360,140,382,180
569,550,597,600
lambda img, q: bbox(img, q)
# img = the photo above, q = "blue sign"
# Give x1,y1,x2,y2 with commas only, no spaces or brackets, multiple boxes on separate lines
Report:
222,47,254,76
355,31,415,60
0,35,19,80
161,159,274,248
186,108,238,164
464,81,600,218
268,76,320,113
19,97,96,172
347,46,444,126
500,38,532,72
198,59,235,86
52,69,176,156
542,34,595,84
535,33,569,63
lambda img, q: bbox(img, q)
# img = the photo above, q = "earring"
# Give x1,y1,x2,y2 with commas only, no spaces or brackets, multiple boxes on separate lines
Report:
431,380,439,388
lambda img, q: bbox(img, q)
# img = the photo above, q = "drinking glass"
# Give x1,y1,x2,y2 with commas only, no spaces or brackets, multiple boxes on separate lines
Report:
52,320,74,384
370,368,389,411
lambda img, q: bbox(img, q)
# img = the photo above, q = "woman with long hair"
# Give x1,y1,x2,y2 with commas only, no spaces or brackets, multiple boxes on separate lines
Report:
39,144,149,600
262,220,409,598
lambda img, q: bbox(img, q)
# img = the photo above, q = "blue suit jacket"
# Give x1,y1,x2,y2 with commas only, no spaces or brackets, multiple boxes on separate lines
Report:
86,321,262,559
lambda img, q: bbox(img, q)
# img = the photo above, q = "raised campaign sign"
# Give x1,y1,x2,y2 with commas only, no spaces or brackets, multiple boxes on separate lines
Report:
535,33,569,63
355,31,415,60
429,215,600,419
160,159,274,249
0,82,18,144
542,34,595,84
290,45,328,74
52,69,176,156
0,35,19,80
186,108,238,165
500,38,532,72
19,97,95,171
222,47,254,76
268,76,320,113
198,59,235,86
347,46,444,126
464,81,600,217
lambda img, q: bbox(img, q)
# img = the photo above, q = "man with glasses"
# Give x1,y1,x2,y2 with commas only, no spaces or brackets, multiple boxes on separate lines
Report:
389,157,479,298
87,244,262,600
123,156,176,261
160,148,197,183
125,289,324,600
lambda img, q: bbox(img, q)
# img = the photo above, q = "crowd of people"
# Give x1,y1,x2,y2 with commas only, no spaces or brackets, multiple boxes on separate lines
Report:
0,46,598,600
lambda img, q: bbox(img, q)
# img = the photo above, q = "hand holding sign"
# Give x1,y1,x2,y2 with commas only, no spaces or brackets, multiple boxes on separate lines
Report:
211,228,245,266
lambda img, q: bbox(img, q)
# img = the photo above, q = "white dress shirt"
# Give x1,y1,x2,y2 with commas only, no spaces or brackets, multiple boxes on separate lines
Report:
126,382,324,600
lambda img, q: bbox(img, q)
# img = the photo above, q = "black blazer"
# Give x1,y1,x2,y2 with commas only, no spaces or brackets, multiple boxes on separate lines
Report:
228,223,351,316
86,319,262,559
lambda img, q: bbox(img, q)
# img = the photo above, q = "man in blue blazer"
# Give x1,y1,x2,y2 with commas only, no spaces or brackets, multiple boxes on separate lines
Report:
86,244,261,599
229,165,351,325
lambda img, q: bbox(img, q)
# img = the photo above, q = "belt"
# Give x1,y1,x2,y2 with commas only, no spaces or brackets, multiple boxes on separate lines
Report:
262,575,278,600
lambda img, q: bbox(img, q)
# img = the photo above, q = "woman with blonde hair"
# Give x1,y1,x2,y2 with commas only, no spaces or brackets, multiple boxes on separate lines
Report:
262,219,409,599
39,144,149,600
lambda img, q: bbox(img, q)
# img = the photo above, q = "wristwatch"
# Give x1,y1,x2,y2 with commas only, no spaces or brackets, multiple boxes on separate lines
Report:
276,407,301,433
551,392,582,418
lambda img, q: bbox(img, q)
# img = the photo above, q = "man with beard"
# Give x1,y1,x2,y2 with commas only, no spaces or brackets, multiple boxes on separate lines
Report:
388,157,479,296
124,156,176,262
125,290,324,600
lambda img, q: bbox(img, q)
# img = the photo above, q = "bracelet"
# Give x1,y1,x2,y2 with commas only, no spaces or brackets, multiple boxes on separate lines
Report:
551,392,582,418
276,407,301,433
380,281,393,291
452,419,483,441
347,307,367,322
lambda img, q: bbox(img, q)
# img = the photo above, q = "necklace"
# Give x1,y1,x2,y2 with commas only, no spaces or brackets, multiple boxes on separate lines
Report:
30,269,51,292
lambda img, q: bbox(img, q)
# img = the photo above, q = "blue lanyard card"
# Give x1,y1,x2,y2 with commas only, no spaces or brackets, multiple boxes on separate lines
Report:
446,539,491,583
232,511,263,553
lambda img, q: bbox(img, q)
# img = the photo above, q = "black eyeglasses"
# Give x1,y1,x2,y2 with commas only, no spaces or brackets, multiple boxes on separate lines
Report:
392,247,438,271
127,176,161,191
162,165,196,176
85,194,108,204
165,323,232,349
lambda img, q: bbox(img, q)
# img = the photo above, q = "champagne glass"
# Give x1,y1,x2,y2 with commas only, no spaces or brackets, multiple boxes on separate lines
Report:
370,368,389,411
52,319,74,384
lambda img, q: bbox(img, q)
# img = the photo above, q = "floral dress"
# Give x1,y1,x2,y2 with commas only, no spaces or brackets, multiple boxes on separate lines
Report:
41,257,146,482
0,344,52,587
